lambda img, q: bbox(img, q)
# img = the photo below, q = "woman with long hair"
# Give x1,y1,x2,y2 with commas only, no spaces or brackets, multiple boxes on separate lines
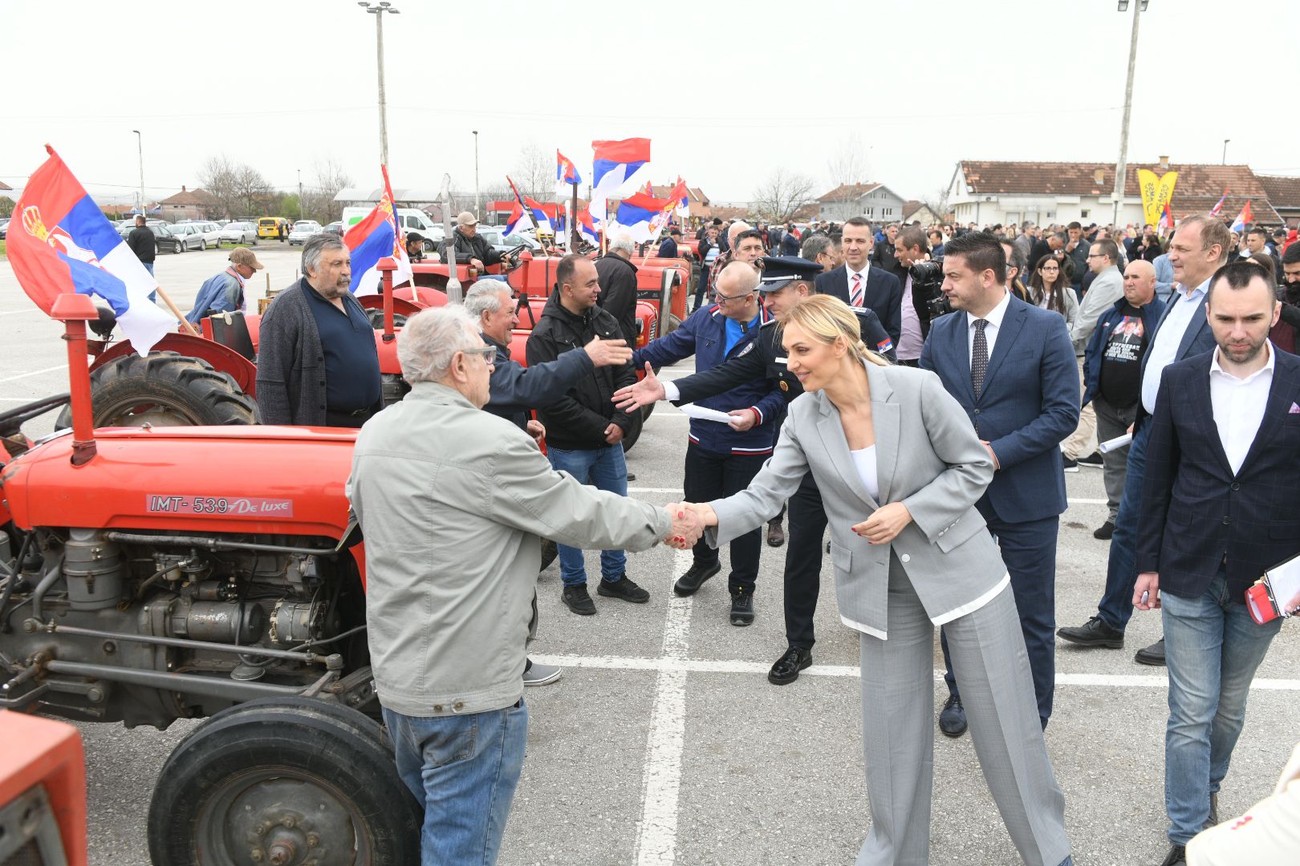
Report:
682,295,1072,866
1027,254,1079,327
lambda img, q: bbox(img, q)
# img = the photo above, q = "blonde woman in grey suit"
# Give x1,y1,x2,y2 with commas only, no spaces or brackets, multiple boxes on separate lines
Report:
685,295,1073,866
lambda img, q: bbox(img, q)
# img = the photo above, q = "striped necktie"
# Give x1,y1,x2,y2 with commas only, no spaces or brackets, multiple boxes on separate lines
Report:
850,272,864,307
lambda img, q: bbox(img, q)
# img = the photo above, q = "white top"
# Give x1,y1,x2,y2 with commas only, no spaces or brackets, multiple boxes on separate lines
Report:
1141,278,1209,415
965,289,1011,364
850,445,880,503
1209,343,1275,475
897,273,924,361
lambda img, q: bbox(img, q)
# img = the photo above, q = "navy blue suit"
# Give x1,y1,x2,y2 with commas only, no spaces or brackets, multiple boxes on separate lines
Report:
1095,287,1218,632
920,294,1080,725
815,265,903,347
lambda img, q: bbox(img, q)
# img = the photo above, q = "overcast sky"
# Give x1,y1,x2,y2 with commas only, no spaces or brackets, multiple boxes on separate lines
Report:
4,0,1298,207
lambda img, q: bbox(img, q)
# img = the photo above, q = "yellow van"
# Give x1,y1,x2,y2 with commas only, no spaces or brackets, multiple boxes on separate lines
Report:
257,217,289,240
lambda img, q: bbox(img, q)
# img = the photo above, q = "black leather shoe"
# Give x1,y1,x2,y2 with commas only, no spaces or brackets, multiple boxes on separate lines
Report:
1158,844,1186,866
1093,521,1115,540
1135,637,1166,666
768,646,812,685
766,519,785,547
1206,791,1219,829
939,693,967,738
729,589,754,626
597,575,650,603
673,561,720,597
1057,615,1124,649
562,584,596,616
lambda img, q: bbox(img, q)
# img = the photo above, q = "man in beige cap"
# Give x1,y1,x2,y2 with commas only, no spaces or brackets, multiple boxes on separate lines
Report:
185,247,263,323
443,211,505,273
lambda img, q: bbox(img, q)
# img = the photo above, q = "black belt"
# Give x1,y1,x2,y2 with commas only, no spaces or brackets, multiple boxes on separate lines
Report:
325,407,374,427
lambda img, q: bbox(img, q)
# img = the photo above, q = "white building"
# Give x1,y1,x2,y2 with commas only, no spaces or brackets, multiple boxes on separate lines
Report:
816,182,907,224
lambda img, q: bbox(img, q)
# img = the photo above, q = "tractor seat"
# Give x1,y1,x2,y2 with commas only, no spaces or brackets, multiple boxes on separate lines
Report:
205,311,256,361
90,306,117,339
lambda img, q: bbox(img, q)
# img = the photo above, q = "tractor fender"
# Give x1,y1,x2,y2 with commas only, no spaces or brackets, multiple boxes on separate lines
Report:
357,294,423,317
90,334,258,399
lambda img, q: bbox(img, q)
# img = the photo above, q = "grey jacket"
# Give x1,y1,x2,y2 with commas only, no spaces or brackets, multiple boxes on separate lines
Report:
707,363,1005,637
349,382,670,717
1071,266,1124,353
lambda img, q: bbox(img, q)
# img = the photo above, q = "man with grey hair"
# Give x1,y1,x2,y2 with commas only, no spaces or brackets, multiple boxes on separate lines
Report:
595,233,640,343
257,234,381,426
800,234,840,273
351,305,701,862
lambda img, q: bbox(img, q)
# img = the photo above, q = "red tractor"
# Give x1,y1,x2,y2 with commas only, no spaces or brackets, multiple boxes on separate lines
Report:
1,294,421,863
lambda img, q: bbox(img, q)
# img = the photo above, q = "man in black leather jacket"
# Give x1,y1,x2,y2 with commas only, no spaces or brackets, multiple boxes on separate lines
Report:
442,211,503,271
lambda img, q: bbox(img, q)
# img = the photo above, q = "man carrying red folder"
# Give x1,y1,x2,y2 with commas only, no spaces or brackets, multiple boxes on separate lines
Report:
1134,259,1300,866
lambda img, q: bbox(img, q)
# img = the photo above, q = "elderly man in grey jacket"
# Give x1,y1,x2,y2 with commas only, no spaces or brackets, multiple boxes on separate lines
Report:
349,305,699,865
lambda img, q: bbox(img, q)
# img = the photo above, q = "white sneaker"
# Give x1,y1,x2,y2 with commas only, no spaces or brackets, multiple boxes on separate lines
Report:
523,660,563,686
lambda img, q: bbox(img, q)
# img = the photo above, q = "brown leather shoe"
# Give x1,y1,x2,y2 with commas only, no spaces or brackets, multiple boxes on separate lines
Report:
766,518,785,547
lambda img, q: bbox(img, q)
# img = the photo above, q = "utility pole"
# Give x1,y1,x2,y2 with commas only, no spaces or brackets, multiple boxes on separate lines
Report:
1111,0,1145,228
358,2,399,167
473,130,480,219
1222,139,1230,165
297,168,304,221
132,129,144,216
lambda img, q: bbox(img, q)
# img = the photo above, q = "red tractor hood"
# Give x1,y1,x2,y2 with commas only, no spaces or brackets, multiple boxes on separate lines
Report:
1,426,357,538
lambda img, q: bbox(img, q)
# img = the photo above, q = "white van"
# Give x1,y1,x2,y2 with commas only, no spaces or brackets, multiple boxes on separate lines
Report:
341,206,444,251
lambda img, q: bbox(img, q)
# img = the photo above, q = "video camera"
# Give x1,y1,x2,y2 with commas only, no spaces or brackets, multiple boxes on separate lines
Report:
909,260,951,318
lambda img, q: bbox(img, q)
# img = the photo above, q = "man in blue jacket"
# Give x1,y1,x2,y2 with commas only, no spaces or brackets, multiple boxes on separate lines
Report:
920,232,1080,737
1080,260,1164,541
635,260,785,625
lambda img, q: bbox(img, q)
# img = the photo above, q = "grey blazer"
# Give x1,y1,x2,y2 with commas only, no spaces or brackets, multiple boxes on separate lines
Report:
708,362,1007,637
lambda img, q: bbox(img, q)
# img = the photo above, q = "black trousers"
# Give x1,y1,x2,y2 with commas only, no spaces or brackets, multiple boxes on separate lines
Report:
684,441,766,591
783,472,826,649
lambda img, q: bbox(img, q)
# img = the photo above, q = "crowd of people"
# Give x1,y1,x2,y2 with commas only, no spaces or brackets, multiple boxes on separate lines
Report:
243,209,1299,863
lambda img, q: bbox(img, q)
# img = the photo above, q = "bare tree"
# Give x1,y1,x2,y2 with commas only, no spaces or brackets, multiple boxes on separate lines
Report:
198,155,240,219
826,132,870,190
922,184,952,222
301,158,352,223
751,169,817,223
511,142,553,201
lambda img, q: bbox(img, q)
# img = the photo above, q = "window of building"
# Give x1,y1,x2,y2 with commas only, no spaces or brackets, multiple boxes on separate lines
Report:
865,208,874,218
883,207,892,217
1080,208,1090,219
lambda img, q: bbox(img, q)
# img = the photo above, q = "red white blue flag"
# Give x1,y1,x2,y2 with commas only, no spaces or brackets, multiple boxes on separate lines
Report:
1229,200,1253,234
557,150,582,186
503,200,532,236
590,138,651,224
343,165,412,297
8,146,174,354
577,205,599,246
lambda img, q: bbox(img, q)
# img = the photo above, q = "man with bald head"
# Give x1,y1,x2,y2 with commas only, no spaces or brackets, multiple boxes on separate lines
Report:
1080,258,1164,539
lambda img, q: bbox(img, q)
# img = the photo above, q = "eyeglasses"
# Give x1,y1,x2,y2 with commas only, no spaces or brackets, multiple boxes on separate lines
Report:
713,289,755,304
1040,265,1059,271
461,346,497,365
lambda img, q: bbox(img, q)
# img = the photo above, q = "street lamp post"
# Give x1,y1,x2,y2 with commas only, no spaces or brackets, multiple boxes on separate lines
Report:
472,130,480,220
1111,0,1146,228
297,169,304,221
358,1,399,167
132,129,144,216
1222,139,1230,165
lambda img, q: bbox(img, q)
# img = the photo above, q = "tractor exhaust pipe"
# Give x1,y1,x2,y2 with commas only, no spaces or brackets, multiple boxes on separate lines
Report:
50,294,101,466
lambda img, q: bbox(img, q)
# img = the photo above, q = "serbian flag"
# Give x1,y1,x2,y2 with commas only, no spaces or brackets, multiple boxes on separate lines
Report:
8,146,175,354
613,192,672,243
1159,201,1175,235
503,200,533,236
576,206,599,246
1209,190,1228,217
524,196,553,234
667,177,690,216
343,165,412,297
590,138,651,223
557,150,582,186
1229,200,1253,233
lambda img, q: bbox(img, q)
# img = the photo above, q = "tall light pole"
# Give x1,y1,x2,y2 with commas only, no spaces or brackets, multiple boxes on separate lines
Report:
297,168,304,221
472,130,480,219
358,1,399,167
132,129,145,216
1111,0,1146,228
1222,139,1230,165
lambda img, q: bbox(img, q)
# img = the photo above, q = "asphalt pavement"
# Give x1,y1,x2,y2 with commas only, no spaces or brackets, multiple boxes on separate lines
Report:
0,245,1297,866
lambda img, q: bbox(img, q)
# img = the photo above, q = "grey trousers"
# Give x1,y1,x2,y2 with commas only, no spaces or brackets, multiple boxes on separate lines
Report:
856,554,1071,866
1092,394,1137,523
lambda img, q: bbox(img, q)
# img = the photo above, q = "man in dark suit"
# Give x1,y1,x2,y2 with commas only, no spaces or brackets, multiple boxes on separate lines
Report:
920,232,1079,735
1133,260,1295,866
657,227,681,259
815,216,903,345
1057,215,1231,666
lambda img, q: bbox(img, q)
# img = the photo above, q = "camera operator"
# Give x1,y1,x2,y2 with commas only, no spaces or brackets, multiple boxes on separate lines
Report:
892,226,934,367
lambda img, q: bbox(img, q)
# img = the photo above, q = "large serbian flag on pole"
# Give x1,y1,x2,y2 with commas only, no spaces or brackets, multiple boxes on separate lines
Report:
1229,200,1253,234
590,138,651,225
612,192,673,243
9,146,175,354
343,165,412,297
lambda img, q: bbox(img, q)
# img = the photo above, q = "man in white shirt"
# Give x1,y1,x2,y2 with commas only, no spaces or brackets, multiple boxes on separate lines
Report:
1057,216,1230,665
1131,260,1296,866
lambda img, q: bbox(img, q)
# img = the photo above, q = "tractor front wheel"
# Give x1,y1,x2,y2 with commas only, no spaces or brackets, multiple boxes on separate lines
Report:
60,352,258,428
147,697,421,866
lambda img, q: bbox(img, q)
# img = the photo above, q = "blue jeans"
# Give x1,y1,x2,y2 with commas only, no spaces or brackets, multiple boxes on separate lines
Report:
1096,419,1151,631
384,701,529,866
546,445,628,586
1161,573,1282,845
141,261,157,302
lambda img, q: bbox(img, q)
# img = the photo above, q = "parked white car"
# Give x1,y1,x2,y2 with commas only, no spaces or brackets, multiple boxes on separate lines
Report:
168,223,208,252
218,221,258,246
288,223,320,245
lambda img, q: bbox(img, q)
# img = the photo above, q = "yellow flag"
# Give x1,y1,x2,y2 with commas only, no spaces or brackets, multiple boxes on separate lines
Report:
1138,169,1178,227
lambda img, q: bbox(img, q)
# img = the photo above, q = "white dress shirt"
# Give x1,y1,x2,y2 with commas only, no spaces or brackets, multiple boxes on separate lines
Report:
1141,278,1209,415
1209,343,1275,475
965,289,1012,365
897,273,924,361
845,264,870,306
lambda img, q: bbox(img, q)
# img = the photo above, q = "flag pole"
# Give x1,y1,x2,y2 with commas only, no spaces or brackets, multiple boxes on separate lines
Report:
570,182,580,250
156,285,200,336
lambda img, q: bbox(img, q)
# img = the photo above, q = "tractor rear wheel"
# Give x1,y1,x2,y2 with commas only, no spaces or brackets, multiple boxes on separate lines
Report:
59,352,258,428
147,697,421,866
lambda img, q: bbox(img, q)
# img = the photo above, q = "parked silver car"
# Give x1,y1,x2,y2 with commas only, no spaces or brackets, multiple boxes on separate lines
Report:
218,221,258,245
168,223,208,252
288,223,321,245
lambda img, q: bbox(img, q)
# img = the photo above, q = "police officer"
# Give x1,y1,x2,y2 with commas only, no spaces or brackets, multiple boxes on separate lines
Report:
613,257,893,684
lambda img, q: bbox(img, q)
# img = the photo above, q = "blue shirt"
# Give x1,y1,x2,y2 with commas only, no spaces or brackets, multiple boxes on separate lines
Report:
724,313,761,356
302,284,382,413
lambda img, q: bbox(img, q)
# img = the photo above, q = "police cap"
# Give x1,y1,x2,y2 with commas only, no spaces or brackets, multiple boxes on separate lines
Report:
757,255,822,292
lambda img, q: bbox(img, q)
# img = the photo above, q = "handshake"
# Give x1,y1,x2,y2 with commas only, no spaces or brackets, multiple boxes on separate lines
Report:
661,502,717,550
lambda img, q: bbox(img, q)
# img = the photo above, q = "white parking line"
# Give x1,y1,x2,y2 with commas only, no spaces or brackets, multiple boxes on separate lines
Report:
0,364,68,384
633,546,693,866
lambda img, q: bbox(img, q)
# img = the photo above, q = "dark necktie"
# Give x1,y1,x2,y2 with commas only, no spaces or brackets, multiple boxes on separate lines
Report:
971,319,989,397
